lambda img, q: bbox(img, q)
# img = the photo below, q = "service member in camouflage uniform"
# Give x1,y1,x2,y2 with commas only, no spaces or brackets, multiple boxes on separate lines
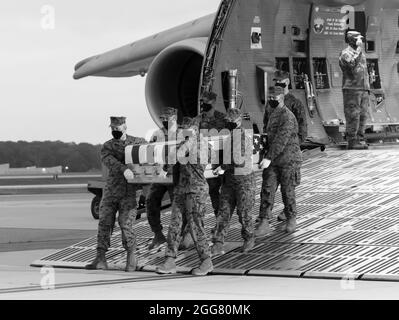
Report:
86,116,147,272
211,108,256,256
156,117,213,276
256,87,302,237
339,30,370,150
263,70,307,222
146,107,178,250
196,91,227,219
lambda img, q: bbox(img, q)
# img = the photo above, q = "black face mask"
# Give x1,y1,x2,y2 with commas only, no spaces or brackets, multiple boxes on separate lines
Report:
226,122,238,131
269,100,280,109
275,82,287,89
162,121,169,130
201,103,213,113
112,130,123,140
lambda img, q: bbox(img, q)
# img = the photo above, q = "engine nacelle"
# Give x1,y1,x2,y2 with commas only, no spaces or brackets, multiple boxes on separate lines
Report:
145,37,208,127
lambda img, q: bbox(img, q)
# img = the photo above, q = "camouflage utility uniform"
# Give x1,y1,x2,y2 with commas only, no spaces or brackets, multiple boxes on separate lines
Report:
263,93,308,145
97,134,147,252
259,105,302,220
165,133,211,262
146,127,175,235
213,125,255,246
197,109,227,217
339,45,370,147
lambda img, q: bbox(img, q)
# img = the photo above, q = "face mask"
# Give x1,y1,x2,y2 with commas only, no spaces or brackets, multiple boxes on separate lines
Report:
226,122,238,131
112,130,123,140
269,100,280,108
276,82,287,89
201,103,213,113
162,121,169,130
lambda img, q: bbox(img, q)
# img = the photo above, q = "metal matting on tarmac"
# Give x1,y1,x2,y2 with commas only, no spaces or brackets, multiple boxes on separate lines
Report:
32,148,399,281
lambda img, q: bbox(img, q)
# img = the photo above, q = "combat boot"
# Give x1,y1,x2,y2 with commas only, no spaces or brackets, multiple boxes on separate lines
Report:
254,218,271,237
178,232,194,250
125,245,138,272
211,242,225,257
156,257,177,274
281,216,297,233
85,249,108,270
148,231,166,250
192,258,213,276
242,237,255,253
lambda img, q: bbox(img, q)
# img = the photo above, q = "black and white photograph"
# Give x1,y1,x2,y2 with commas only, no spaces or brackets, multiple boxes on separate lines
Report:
1,0,399,307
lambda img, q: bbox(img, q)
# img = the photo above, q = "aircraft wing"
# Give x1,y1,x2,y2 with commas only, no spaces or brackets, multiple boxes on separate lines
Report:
73,14,215,79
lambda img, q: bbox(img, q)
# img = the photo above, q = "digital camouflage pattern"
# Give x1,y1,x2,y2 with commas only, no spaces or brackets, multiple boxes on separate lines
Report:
214,124,255,244
264,105,302,167
97,134,147,251
259,164,301,220
146,183,174,233
343,90,369,145
339,46,370,91
165,131,212,261
213,173,255,244
260,106,302,220
263,93,308,144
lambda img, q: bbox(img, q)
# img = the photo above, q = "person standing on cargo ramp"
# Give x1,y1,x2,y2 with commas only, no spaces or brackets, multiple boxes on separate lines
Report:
263,70,308,222
146,107,178,250
156,117,213,276
211,108,256,256
255,87,302,237
339,29,370,150
86,116,147,272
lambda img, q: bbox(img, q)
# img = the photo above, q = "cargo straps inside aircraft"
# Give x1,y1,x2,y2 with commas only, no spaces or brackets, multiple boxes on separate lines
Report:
201,0,236,94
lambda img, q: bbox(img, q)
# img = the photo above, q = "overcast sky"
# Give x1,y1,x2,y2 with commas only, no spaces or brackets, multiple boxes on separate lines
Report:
0,0,219,144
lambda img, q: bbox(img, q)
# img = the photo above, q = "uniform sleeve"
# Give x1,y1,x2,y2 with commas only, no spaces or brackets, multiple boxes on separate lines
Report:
339,49,362,71
100,142,128,173
263,103,271,133
265,112,294,162
293,99,308,144
133,137,148,145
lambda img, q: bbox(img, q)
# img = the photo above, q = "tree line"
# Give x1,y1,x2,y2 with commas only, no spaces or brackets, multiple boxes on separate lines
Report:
0,141,102,172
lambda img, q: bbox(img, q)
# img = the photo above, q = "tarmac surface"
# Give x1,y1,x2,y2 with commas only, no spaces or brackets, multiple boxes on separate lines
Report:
1,182,399,299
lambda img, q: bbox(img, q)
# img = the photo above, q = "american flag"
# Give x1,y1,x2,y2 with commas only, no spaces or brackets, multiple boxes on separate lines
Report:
252,134,267,155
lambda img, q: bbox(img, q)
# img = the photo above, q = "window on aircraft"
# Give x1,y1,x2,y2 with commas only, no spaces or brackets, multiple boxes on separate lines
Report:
293,58,308,90
293,40,306,53
312,58,330,89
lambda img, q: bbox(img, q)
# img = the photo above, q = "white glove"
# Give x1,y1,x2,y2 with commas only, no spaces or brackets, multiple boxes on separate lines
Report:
159,169,168,179
123,168,135,180
258,158,271,170
212,166,225,176
356,37,363,47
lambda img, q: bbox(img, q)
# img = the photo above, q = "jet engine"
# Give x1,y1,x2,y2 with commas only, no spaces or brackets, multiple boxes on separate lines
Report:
145,37,207,127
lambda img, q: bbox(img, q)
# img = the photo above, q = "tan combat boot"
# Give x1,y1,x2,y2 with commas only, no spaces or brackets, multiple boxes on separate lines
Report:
192,258,213,276
148,231,166,250
281,216,297,233
156,257,177,274
242,237,255,253
125,245,137,272
254,218,271,237
85,249,108,270
277,211,286,222
211,242,225,257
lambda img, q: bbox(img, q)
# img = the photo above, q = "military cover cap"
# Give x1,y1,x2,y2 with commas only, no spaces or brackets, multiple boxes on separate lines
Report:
268,86,285,96
109,116,126,127
273,70,290,81
201,91,217,104
225,108,242,122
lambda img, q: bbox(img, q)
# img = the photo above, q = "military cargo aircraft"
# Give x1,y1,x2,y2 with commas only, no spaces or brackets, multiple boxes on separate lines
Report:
74,0,399,217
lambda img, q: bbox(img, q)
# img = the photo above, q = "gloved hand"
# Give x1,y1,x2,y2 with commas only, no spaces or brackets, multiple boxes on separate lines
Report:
356,37,363,48
212,166,225,176
159,169,168,179
258,158,271,170
123,168,135,180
